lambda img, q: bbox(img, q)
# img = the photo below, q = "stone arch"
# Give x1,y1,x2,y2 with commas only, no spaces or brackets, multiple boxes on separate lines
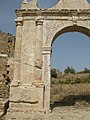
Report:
42,24,90,113
43,18,90,47
49,24,90,110
51,25,90,46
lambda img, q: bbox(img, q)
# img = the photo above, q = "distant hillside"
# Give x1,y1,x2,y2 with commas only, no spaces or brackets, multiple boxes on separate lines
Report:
51,68,90,84
51,68,90,107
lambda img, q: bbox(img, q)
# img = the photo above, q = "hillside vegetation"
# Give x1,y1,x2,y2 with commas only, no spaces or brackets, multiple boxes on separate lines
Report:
51,67,90,85
51,67,90,108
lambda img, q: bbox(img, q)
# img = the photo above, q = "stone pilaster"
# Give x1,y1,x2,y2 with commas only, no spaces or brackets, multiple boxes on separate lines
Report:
42,46,51,112
11,18,23,86
35,18,43,82
35,18,43,60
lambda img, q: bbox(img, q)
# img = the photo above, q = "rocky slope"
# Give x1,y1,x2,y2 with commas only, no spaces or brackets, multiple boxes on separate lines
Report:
0,31,15,115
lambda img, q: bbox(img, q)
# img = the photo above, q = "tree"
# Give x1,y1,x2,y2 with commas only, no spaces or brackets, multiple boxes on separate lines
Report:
51,68,57,78
64,66,75,74
83,68,90,73
78,68,90,74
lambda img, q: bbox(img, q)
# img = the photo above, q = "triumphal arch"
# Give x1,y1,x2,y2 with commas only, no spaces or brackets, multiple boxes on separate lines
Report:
6,0,90,119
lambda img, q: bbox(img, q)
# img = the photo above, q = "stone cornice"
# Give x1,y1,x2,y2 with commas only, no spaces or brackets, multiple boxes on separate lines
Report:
16,9,90,16
15,9,90,21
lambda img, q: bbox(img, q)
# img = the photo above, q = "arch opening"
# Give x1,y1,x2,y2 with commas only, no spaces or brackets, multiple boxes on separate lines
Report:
50,27,90,110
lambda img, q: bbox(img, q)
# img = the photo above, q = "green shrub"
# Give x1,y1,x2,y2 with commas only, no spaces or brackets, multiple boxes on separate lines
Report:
75,78,81,84
64,66,75,74
51,69,57,78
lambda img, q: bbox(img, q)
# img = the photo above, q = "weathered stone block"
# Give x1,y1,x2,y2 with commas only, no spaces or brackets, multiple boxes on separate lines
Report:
10,85,42,103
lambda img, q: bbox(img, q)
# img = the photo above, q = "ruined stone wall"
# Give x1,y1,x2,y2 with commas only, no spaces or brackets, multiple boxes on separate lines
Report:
0,31,15,56
0,31,15,100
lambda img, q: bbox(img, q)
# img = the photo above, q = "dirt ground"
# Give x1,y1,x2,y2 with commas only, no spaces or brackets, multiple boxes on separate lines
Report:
1,106,90,120
43,106,90,120
34,83,90,120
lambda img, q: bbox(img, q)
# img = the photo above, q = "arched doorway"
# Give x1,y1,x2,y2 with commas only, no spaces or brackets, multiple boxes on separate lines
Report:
51,31,90,109
42,25,90,112
51,31,90,72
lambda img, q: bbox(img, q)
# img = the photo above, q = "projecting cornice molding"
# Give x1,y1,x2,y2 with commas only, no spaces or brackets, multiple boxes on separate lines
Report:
15,9,90,21
16,9,90,15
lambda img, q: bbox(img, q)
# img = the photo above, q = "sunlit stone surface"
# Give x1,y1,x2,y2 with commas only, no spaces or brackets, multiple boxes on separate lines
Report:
5,0,90,119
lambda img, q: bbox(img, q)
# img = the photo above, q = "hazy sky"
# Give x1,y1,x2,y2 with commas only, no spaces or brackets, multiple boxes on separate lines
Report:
0,0,90,72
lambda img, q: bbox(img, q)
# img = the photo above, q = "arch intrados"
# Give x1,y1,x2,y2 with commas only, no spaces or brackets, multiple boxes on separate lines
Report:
52,25,90,46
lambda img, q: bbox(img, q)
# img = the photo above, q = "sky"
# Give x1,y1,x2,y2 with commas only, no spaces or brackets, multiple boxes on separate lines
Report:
0,0,90,72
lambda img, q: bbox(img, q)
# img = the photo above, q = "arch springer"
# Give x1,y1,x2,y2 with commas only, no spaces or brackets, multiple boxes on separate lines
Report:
42,46,52,55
